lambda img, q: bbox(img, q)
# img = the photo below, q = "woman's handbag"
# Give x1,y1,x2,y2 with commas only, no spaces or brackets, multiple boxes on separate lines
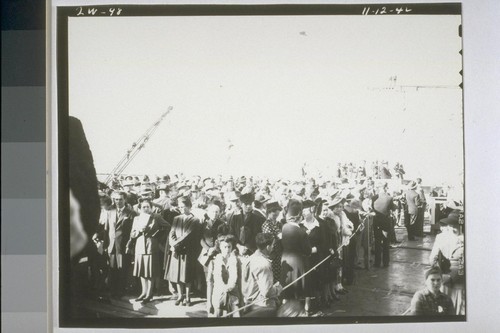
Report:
174,242,188,255
437,250,451,274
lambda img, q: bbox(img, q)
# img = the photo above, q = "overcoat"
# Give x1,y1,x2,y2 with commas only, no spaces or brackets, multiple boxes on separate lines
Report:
164,214,201,283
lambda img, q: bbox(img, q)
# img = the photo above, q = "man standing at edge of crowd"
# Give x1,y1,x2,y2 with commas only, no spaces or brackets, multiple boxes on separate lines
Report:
104,191,137,296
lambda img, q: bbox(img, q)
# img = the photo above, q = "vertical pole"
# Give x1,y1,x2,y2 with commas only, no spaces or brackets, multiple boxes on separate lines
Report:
367,215,372,269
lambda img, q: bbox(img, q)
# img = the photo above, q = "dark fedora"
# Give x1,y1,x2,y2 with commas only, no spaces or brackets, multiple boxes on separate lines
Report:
240,192,255,204
266,201,282,213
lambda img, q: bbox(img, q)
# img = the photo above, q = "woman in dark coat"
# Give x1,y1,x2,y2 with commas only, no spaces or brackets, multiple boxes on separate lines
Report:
300,200,325,312
129,199,169,302
261,201,284,283
316,199,340,303
164,197,201,306
280,199,312,301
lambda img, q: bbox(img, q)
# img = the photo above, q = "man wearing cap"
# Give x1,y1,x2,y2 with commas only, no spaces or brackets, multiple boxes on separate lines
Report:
410,266,455,315
405,181,421,241
103,191,137,295
228,192,265,255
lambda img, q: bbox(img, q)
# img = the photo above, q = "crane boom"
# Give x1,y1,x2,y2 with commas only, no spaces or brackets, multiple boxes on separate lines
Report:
104,106,173,185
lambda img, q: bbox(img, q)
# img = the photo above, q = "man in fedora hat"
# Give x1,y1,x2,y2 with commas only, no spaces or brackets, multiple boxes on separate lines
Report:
228,191,265,255
253,192,270,220
122,175,139,207
405,181,421,241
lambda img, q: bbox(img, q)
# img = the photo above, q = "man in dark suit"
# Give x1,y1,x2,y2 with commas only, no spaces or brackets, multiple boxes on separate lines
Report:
372,183,397,267
104,190,137,295
228,192,266,255
405,181,421,241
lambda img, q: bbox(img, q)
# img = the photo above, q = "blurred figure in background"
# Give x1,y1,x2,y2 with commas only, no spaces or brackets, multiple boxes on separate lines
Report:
280,199,312,303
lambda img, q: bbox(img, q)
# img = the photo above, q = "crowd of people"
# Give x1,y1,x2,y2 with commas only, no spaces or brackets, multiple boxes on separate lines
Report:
329,160,406,181
85,170,464,317
67,117,464,319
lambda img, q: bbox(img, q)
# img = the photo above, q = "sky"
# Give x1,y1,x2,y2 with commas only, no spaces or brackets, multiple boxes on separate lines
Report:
67,14,463,188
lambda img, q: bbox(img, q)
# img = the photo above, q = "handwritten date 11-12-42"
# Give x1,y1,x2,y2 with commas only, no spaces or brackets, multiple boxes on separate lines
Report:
361,6,412,15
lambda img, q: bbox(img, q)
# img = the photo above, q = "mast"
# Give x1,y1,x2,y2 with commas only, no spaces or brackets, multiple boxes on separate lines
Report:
104,106,173,185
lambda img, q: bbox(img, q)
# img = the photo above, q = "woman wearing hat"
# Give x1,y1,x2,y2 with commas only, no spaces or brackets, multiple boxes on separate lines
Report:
164,197,201,306
343,198,364,283
261,201,284,283
330,196,353,295
300,200,328,312
316,199,341,303
280,199,312,302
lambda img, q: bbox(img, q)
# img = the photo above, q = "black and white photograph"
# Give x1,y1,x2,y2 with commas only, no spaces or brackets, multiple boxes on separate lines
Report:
51,1,466,329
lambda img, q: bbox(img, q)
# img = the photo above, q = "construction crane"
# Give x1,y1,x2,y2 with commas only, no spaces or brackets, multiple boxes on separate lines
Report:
104,106,173,185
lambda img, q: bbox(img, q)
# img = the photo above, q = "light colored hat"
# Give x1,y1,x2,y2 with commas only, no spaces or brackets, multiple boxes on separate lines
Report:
226,191,240,202
328,195,345,209
254,192,270,204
